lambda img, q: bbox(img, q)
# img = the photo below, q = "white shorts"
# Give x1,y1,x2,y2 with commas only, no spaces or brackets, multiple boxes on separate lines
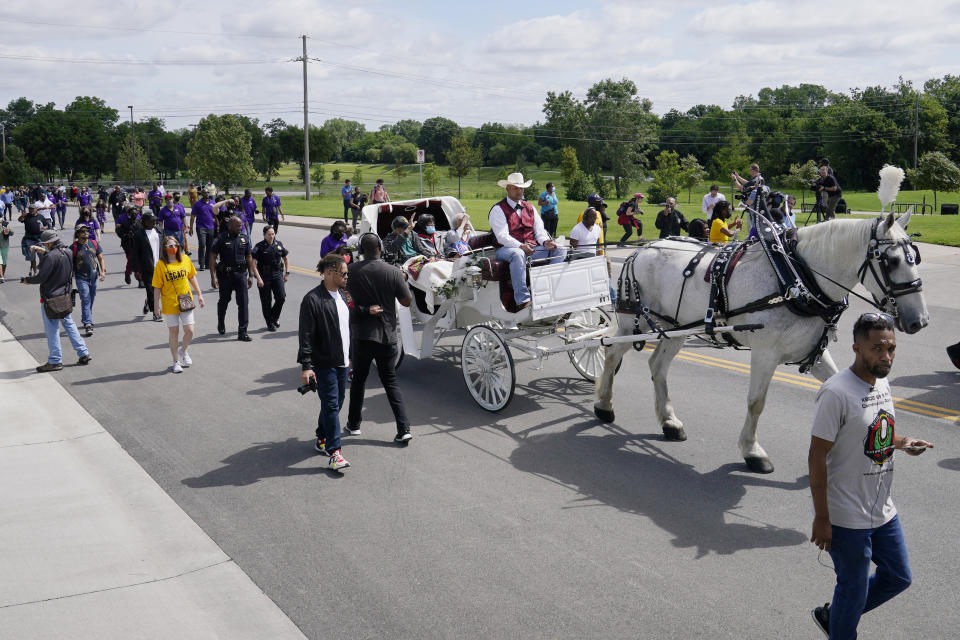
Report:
163,310,196,327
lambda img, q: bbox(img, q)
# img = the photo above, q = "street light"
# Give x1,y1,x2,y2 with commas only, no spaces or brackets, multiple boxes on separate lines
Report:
128,106,136,184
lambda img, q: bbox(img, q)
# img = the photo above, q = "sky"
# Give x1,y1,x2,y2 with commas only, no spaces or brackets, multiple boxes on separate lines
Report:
1,0,958,132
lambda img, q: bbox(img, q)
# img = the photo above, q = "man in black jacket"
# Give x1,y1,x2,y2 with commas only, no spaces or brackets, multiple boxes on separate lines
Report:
133,212,163,321
346,234,414,443
21,230,91,372
298,253,353,471
655,197,688,238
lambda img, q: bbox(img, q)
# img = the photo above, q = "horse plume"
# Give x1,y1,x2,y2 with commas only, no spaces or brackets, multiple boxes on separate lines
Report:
877,165,905,212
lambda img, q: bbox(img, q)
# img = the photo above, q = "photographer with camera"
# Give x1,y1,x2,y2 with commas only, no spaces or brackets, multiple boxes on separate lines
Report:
654,197,688,239
815,165,842,221
298,253,354,471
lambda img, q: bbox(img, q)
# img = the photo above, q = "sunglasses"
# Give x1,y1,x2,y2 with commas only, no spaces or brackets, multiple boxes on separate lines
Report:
858,312,895,324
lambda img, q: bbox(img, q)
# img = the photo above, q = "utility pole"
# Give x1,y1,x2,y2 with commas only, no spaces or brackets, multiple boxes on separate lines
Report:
302,35,310,201
913,91,919,170
128,106,136,184
1,121,6,161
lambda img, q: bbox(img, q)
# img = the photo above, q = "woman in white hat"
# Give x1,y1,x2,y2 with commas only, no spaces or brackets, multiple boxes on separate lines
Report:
488,172,565,310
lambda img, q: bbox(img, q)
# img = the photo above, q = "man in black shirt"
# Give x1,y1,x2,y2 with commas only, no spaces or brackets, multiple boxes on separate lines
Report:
654,197,689,238
345,234,414,443
210,216,262,341
816,165,842,220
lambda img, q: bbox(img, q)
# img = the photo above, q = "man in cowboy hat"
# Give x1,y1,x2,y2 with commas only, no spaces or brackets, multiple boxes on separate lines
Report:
489,172,565,310
21,229,91,371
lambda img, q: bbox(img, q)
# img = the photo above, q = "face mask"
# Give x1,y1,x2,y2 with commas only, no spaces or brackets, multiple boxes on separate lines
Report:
165,246,178,256
332,231,343,239
425,226,436,234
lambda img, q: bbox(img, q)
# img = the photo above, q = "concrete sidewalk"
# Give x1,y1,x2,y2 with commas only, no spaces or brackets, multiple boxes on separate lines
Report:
0,323,306,639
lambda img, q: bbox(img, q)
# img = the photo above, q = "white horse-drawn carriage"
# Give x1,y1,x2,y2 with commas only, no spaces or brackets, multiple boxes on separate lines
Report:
357,196,621,411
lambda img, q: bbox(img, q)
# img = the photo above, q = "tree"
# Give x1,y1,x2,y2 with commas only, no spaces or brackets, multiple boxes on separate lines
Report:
185,114,256,191
115,139,154,183
650,151,685,202
906,151,960,210
64,96,119,179
0,97,38,133
0,145,41,185
352,165,363,184
14,108,75,180
392,162,407,180
445,136,481,198
564,170,592,201
535,146,556,168
322,118,366,160
679,155,707,204
389,119,422,145
419,117,462,163
560,146,579,184
365,148,381,163
782,160,819,204
422,163,440,196
311,163,326,187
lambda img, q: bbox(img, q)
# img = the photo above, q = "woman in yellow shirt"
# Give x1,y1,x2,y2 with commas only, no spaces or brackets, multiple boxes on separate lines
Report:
708,200,742,243
152,235,204,373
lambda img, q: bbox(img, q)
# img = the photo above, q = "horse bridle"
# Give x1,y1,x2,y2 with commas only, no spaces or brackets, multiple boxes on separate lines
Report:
856,218,923,319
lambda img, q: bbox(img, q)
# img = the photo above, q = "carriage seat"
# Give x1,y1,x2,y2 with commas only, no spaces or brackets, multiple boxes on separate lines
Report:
467,232,510,281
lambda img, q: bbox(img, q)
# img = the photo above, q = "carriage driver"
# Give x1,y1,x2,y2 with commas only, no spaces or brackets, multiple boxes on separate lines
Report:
489,172,566,310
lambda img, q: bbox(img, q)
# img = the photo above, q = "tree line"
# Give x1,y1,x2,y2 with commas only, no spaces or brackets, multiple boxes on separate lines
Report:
1,74,959,198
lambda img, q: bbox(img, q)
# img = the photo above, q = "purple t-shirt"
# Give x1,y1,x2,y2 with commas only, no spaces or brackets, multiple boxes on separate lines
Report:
158,205,185,232
75,218,100,234
78,192,92,207
191,200,216,229
320,234,346,257
241,196,257,226
262,195,282,220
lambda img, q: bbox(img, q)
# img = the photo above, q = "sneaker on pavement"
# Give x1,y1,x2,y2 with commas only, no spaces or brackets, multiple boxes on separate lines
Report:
84,324,93,337
77,354,92,365
238,332,252,342
343,424,361,436
394,430,413,443
811,603,830,638
328,449,350,471
313,438,327,455
171,361,183,374
36,362,63,373
178,348,192,367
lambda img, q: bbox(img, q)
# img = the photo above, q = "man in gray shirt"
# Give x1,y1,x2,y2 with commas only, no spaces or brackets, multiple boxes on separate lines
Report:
21,230,91,372
808,312,933,638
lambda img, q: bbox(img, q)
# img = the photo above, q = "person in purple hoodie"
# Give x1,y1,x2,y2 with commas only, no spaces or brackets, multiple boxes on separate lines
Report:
261,186,284,234
240,188,258,235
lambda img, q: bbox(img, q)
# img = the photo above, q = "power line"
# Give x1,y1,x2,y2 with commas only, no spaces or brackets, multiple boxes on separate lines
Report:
0,53,286,66
7,17,297,40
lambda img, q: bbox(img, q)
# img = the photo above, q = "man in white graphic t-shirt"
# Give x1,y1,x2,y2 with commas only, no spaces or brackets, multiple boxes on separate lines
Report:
807,312,934,638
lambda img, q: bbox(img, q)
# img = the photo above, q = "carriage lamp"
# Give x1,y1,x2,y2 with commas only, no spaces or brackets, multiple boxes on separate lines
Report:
465,265,483,289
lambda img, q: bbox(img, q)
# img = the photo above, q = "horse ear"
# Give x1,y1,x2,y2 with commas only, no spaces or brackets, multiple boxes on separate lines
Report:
896,211,912,230
883,211,895,230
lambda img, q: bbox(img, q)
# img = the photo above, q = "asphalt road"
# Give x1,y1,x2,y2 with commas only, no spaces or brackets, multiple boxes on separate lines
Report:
1,222,958,639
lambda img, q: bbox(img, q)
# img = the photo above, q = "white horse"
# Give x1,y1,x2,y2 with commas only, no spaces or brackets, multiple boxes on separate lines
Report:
594,213,929,473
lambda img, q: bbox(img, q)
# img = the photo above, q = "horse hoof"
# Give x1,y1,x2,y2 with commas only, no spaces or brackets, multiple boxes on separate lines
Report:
662,425,687,441
744,457,775,474
594,406,615,423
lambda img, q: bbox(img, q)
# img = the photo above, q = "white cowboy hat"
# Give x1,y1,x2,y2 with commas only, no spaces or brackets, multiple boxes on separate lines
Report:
497,172,532,189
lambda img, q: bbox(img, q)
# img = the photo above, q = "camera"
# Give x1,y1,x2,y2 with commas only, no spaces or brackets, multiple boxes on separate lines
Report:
297,379,318,395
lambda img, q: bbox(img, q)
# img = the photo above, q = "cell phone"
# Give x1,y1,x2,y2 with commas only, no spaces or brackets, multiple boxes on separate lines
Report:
905,444,928,452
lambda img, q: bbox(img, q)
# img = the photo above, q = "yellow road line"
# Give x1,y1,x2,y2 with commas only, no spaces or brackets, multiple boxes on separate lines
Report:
645,345,959,422
289,265,321,278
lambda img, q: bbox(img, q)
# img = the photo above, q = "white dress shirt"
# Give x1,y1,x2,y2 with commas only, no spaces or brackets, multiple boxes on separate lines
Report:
702,192,726,214
488,197,550,249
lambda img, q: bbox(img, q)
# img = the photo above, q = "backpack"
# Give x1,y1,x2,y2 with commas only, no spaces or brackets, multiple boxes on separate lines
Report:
72,239,99,272
616,201,631,217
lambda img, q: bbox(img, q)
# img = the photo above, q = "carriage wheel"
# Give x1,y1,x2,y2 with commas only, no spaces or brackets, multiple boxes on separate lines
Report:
461,325,515,412
565,308,619,382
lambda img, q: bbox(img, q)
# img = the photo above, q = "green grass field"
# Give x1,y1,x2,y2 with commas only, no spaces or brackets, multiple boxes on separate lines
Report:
268,162,960,246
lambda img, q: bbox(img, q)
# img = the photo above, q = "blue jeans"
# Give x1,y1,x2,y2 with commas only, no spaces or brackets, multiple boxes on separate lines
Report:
828,515,912,640
495,244,567,305
314,366,349,454
164,229,185,248
41,304,88,364
75,277,98,326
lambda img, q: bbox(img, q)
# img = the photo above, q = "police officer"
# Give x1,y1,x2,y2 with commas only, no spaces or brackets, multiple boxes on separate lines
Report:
251,225,289,332
209,216,262,341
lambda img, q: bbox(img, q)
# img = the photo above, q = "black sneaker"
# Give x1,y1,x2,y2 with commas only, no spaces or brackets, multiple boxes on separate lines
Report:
811,603,830,638
267,324,277,332
238,332,252,342
36,362,63,373
142,302,149,314
217,321,226,335
84,324,93,337
124,273,131,285
394,430,413,443
185,250,192,256
947,341,960,370
78,354,92,365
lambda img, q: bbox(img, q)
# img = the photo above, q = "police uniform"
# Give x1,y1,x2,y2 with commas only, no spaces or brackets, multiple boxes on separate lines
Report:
252,237,289,330
210,230,253,338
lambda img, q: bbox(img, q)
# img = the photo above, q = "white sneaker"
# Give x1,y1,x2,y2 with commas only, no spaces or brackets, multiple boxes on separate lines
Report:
328,449,350,471
171,361,183,374
178,348,192,367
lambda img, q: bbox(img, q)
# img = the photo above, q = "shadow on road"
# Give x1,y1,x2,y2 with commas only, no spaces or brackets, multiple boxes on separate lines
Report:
937,457,960,472
181,437,324,487
72,369,170,384
0,368,36,380
509,422,809,558
247,368,300,397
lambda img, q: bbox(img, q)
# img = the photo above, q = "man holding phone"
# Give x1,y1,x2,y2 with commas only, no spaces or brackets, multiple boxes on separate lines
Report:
808,312,933,638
